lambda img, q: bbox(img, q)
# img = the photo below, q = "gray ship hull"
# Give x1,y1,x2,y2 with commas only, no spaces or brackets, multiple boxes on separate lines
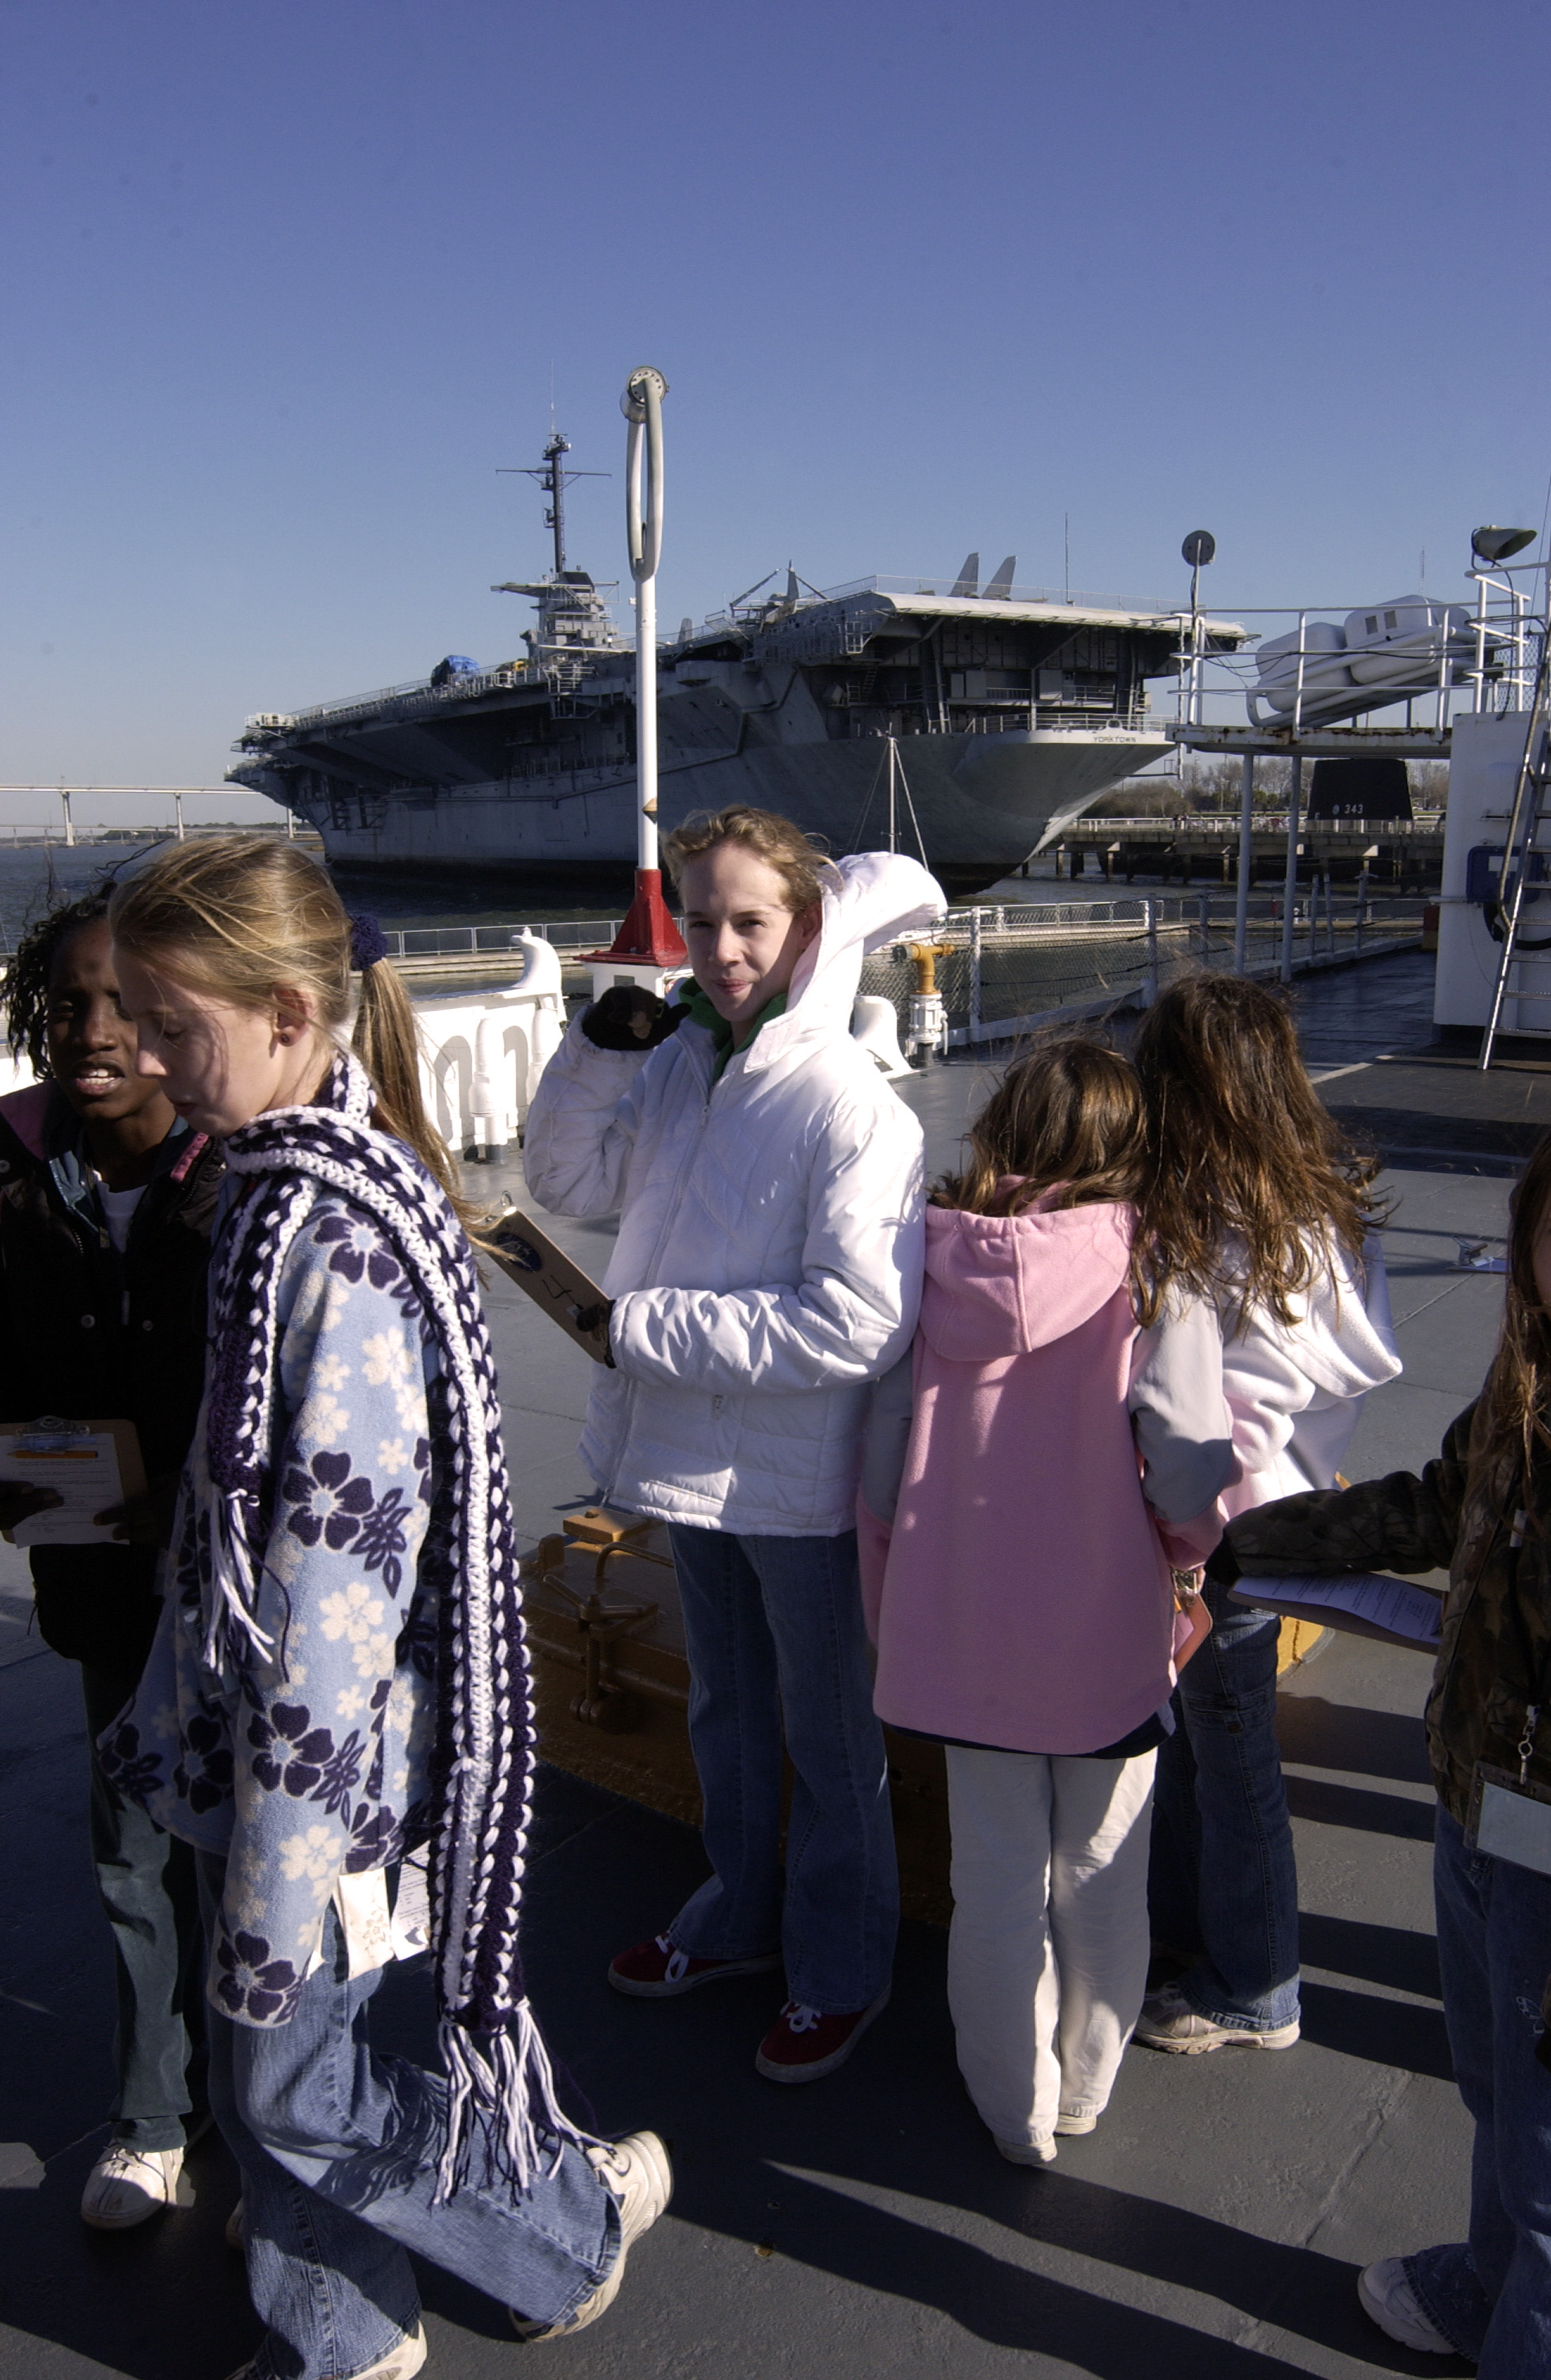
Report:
232,562,1242,896
245,726,1170,898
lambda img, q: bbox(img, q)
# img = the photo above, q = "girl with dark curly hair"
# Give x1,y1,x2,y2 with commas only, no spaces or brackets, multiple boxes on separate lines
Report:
0,877,222,2228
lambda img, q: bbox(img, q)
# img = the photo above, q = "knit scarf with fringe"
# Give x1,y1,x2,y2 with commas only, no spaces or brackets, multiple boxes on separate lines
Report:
204,1050,592,2201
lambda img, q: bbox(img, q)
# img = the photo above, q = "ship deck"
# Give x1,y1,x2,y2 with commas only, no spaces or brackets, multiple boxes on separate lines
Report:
0,949,1519,2378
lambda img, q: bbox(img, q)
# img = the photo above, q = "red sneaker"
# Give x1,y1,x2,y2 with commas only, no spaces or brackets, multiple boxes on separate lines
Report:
609,1933,782,1999
755,1988,890,2082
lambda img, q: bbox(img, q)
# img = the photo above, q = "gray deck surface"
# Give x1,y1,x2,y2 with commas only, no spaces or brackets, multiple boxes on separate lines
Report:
0,950,1515,2377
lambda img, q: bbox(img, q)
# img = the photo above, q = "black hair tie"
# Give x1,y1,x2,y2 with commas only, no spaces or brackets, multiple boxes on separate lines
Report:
348,912,389,971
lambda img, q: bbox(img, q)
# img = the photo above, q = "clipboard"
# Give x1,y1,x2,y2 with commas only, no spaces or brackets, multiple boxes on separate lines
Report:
0,1416,148,1544
1231,1571,1444,1652
482,1208,615,1366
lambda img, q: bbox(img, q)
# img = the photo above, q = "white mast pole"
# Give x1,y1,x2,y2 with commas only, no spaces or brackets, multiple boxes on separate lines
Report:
624,368,668,872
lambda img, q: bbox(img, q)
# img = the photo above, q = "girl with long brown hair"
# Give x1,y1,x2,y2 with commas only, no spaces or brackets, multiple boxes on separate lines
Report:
861,1037,1236,2162
1130,974,1400,2058
1215,1130,1551,2372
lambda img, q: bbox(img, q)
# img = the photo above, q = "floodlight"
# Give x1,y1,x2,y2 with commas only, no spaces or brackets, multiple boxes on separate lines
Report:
1471,525,1536,565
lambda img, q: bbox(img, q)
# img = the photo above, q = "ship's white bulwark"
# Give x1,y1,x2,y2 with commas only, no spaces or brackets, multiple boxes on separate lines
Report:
1435,711,1534,1030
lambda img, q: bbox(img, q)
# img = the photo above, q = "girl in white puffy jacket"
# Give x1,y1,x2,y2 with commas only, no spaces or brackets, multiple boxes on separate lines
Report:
524,806,944,2083
1129,975,1401,2056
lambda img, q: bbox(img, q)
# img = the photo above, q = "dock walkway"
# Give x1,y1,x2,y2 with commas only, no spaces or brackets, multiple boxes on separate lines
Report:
0,950,1525,2378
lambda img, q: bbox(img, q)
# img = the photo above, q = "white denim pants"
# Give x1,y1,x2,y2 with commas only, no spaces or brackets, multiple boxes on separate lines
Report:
945,1744,1157,2150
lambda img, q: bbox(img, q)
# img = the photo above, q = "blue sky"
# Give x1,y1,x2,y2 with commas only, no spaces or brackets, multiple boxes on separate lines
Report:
2,0,1546,824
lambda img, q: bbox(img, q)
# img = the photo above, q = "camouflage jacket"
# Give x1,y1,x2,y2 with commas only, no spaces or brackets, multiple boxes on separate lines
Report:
1224,1403,1551,1832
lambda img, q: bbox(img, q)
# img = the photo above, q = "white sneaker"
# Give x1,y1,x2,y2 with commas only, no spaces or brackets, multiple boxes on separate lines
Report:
1054,2109,1098,2136
995,2135,1056,2166
1357,2257,1457,2353
512,2130,673,2342
1134,1983,1299,2054
80,2142,184,2230
223,2329,424,2380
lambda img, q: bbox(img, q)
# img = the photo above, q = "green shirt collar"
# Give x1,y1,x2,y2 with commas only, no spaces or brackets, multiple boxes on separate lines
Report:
681,987,788,1081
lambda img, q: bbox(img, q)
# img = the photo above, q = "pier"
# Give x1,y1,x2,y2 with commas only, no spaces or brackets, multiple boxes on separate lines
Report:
1040,813,1445,889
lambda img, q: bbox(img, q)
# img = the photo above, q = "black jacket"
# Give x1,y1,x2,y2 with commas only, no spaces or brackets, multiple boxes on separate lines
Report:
0,1082,222,1673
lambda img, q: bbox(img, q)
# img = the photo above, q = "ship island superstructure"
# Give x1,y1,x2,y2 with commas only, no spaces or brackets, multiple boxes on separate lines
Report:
229,435,1249,896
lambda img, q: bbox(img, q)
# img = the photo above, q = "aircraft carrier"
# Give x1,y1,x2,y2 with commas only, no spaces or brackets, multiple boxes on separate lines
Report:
228,436,1248,897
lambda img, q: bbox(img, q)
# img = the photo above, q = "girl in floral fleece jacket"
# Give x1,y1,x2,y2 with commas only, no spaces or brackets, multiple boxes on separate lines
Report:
100,837,670,2380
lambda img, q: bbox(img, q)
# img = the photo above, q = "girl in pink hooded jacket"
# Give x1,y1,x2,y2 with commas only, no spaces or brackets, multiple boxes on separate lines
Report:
860,1040,1236,2165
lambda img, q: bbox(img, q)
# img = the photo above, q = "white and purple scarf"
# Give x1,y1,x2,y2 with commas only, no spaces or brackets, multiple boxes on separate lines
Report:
205,1051,586,2198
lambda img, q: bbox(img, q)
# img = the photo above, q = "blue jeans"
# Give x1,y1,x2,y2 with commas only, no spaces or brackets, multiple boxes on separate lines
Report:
84,1662,204,2151
1147,1580,1301,2030
1403,1806,1551,2377
197,1857,616,2379
667,1525,898,2014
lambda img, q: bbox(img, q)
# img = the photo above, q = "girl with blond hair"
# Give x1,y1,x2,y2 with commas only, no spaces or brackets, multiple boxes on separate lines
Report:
100,836,669,2379
525,805,943,2083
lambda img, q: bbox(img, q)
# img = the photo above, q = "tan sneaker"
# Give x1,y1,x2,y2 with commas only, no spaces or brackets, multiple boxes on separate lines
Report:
80,2142,184,2230
995,2136,1056,2166
1134,1983,1299,2054
512,2131,673,2342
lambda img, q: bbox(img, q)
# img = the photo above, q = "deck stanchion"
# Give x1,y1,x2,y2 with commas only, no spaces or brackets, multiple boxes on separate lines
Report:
969,908,984,1040
1234,752,1253,972
1280,757,1303,986
1144,896,1159,1005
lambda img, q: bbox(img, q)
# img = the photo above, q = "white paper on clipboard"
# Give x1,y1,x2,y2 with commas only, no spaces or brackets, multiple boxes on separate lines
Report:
0,1416,147,1545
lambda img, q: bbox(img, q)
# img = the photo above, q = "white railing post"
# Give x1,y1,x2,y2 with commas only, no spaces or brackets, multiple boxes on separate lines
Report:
1234,752,1254,973
60,789,74,847
1144,897,1159,1006
1280,757,1303,986
969,908,984,1041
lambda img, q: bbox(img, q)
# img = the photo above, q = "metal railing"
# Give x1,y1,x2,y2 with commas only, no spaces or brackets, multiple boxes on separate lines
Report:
858,889,1428,1048
386,919,622,961
1173,570,1547,741
385,891,1428,1046
260,665,536,737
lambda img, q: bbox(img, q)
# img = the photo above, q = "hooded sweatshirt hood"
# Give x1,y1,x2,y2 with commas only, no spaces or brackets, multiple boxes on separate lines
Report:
1238,1232,1398,1399
735,850,944,1078
920,1192,1134,1364
1218,1230,1401,1512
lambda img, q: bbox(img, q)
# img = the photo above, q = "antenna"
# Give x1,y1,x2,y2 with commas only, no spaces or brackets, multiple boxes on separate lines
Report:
498,433,609,577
